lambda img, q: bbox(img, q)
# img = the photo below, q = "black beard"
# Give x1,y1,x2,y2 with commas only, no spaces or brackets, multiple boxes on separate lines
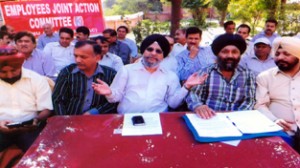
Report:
1,75,21,84
275,58,299,72
218,57,240,71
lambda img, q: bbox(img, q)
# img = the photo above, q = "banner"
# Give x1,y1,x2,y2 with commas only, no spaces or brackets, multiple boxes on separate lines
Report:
0,0,105,36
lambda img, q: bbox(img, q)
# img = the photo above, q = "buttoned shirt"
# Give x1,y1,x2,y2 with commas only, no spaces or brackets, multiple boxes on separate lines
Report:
109,40,131,65
106,61,189,114
119,38,138,58
239,53,276,76
99,52,124,72
169,43,187,57
0,68,53,122
53,64,117,115
255,67,300,133
23,48,56,80
37,33,59,49
187,64,256,111
251,31,281,43
43,42,75,74
176,46,216,81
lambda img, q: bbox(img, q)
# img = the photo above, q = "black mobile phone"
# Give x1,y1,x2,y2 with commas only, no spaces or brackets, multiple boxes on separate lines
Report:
6,119,34,128
131,116,145,126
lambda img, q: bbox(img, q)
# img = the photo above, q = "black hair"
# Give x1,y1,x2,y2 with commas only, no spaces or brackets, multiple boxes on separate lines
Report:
117,26,129,33
75,40,102,55
76,26,90,36
265,19,278,26
94,36,109,43
59,27,74,38
0,31,9,39
237,24,251,34
186,27,202,38
14,31,36,44
224,21,236,29
102,28,117,37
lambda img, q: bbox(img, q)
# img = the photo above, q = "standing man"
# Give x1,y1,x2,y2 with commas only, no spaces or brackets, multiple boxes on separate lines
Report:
236,24,251,43
92,34,207,114
103,28,131,65
239,37,276,76
76,26,90,41
0,47,53,152
255,37,300,152
53,40,117,115
44,27,75,74
0,32,11,46
95,36,124,72
15,31,56,79
176,27,216,82
224,21,236,34
169,28,187,57
187,34,256,119
251,19,280,43
117,25,138,59
37,23,59,49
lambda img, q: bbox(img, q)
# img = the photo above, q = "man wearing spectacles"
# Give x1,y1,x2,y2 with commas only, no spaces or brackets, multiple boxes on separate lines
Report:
92,34,207,114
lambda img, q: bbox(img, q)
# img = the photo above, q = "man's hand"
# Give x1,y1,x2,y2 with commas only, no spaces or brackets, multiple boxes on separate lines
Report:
0,120,37,133
92,79,112,96
184,73,208,90
189,46,199,59
194,105,215,119
275,119,295,132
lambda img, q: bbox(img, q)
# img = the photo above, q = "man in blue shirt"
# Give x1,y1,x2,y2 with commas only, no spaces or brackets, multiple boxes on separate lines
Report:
251,19,280,43
103,28,131,65
187,34,256,119
176,27,216,83
117,26,138,59
37,23,59,49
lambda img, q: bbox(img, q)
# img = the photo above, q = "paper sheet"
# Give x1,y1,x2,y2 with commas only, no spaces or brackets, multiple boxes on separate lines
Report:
186,114,243,138
122,113,163,136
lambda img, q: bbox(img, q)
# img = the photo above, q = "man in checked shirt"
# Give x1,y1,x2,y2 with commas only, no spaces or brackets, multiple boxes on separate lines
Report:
186,34,256,119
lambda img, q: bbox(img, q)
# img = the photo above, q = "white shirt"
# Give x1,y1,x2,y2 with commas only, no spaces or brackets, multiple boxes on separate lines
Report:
0,68,53,122
43,42,75,74
106,61,188,114
169,43,187,57
160,55,178,73
99,52,124,72
255,67,300,134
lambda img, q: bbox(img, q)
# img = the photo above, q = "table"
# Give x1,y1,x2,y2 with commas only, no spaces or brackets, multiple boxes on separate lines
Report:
16,112,300,168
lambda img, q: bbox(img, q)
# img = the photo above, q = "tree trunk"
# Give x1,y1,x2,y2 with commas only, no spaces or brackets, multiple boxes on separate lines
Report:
170,0,182,36
219,10,226,26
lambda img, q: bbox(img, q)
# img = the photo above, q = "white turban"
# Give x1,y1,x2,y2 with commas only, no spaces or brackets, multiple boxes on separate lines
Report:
272,37,300,59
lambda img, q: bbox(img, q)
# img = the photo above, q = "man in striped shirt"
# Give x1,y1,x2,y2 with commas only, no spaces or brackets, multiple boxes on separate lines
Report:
53,40,117,115
187,34,256,119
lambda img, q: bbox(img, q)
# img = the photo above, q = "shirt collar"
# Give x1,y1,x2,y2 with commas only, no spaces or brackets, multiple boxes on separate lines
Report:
71,64,104,76
250,54,274,61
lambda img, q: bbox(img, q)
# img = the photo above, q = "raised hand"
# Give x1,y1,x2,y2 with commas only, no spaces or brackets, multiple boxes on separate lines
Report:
184,73,208,90
92,78,112,96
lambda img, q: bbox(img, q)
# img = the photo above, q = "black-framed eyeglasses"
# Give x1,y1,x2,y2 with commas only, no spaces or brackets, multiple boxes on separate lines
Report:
146,47,163,54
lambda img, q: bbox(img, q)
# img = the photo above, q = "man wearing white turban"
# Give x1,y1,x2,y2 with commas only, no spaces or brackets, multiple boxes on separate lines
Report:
255,37,300,153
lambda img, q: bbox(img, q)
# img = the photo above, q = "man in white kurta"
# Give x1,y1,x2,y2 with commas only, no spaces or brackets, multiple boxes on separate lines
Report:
255,37,300,152
93,34,207,114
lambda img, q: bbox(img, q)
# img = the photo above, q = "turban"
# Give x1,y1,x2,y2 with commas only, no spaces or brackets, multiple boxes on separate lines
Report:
211,34,247,56
272,37,300,59
140,34,170,58
0,46,25,69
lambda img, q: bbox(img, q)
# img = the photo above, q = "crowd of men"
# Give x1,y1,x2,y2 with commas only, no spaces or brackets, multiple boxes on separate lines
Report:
0,18,300,163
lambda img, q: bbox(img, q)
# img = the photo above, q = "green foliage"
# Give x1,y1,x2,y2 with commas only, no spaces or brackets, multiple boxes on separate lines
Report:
212,0,230,11
182,0,211,27
132,20,170,47
278,3,300,35
104,0,163,16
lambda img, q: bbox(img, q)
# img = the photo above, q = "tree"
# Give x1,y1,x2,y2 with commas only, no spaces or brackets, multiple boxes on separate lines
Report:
170,0,183,36
182,0,211,27
212,0,230,26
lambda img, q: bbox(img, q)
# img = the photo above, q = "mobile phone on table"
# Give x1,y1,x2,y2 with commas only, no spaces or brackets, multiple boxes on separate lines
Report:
6,119,34,128
131,116,145,126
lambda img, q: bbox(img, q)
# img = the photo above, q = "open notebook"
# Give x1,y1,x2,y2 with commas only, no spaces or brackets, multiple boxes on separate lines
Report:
183,110,288,142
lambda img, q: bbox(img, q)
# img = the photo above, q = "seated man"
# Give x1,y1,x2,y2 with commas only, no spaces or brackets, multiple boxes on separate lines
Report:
0,47,53,152
239,37,276,77
94,36,124,72
92,34,207,114
255,37,300,152
53,40,117,115
15,31,56,80
37,23,59,49
187,34,256,119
